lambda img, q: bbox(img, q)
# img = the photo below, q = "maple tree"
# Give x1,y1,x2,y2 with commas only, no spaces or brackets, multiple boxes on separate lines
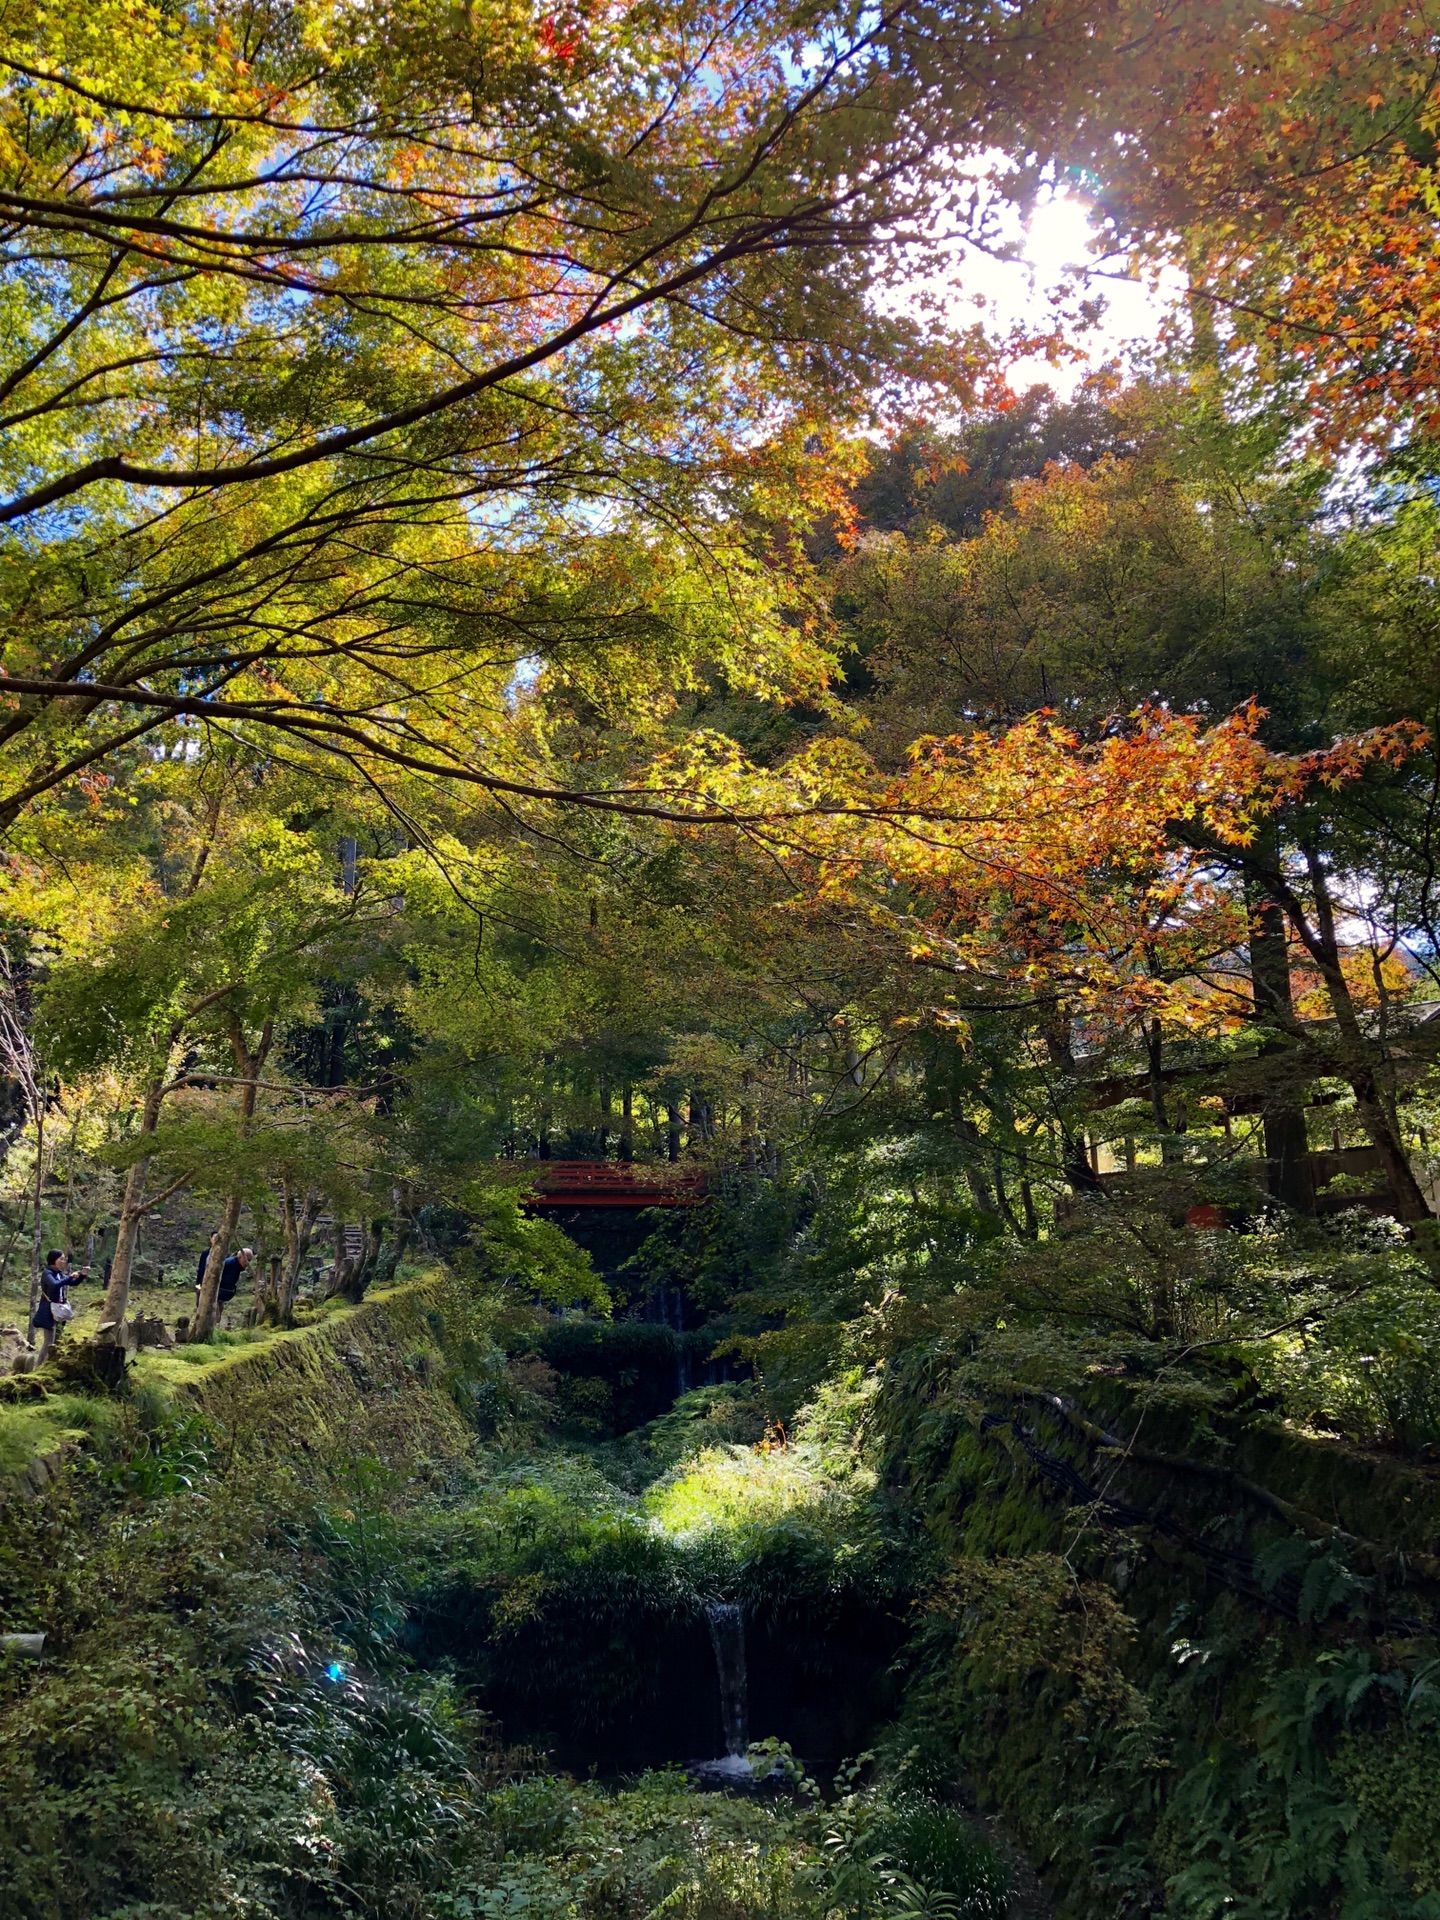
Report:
0,0,1125,833
8,15,1440,1915
1057,0,1440,451
1,5,1439,1308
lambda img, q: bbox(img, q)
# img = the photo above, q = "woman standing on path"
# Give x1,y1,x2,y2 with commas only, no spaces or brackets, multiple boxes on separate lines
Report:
32,1250,80,1363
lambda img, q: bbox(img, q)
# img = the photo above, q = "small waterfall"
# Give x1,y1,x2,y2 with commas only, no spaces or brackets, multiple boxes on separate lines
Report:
673,1287,691,1396
705,1601,748,1758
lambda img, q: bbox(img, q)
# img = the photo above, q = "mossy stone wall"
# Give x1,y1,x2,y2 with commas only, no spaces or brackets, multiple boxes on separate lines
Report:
165,1271,478,1482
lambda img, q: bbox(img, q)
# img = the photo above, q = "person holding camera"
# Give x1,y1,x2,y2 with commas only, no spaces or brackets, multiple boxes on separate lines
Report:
32,1250,84,1362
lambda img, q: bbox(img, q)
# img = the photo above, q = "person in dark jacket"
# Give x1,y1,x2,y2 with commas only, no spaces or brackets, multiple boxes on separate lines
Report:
194,1243,255,1318
32,1250,82,1362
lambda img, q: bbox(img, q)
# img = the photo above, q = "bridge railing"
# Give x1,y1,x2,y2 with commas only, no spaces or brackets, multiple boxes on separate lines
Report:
501,1160,708,1207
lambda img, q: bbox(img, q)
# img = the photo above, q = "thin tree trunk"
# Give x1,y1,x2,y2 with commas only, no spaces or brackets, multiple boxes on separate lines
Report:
258,1254,279,1320
379,1183,411,1282
279,1175,299,1325
0,1203,25,1292
1146,1018,1189,1167
326,1220,353,1300
1299,848,1434,1226
1020,1179,1039,1237
60,1104,81,1254
619,1084,633,1163
194,1194,243,1340
98,1075,166,1336
193,1016,272,1340
992,1150,1026,1236
951,1101,999,1218
25,1098,44,1343
1043,1016,1099,1194
278,1180,322,1325
1246,852,1314,1211
1246,842,1440,1276
740,1068,757,1171
337,1218,385,1304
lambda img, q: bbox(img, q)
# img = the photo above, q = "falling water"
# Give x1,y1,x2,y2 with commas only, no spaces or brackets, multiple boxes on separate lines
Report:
705,1601,748,1758
673,1287,691,1397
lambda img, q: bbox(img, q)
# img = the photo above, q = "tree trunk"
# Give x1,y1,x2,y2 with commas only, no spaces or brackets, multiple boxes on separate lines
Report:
951,1101,999,1218
327,1219,353,1299
379,1184,411,1282
666,1103,681,1163
336,1218,385,1304
192,1016,272,1340
193,1194,242,1340
1246,857,1314,1211
278,1179,322,1325
25,1096,44,1343
1145,1018,1192,1168
60,1105,81,1255
1300,849,1433,1221
739,1066,758,1171
97,1075,166,1336
619,1084,634,1163
0,1204,26,1293
1253,844,1440,1276
1043,1015,1099,1194
1020,1179,1039,1237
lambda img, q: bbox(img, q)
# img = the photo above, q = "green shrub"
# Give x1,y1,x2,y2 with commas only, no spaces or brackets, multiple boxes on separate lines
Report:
871,1799,1010,1918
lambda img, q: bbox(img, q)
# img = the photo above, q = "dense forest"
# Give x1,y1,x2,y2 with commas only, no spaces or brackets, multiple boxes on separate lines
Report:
5,2,1440,1916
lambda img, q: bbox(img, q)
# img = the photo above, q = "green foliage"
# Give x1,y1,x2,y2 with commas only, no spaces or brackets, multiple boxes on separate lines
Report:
1333,1721,1440,1896
805,1781,1010,1920
1155,1649,1440,1920
0,1368,950,1920
9,372,1440,1920
865,1310,1440,1920
440,1769,821,1920
848,382,1130,543
465,1188,610,1315
1252,1276,1440,1451
519,1317,703,1437
591,1381,772,1492
104,1386,212,1498
412,1438,898,1719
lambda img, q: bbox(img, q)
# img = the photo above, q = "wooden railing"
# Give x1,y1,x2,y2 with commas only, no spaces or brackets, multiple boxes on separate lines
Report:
512,1160,708,1208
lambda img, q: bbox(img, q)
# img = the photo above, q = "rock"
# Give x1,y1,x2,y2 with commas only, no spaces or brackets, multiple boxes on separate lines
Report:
15,1442,80,1501
0,1322,33,1377
688,1753,787,1794
96,1313,174,1355
126,1313,174,1351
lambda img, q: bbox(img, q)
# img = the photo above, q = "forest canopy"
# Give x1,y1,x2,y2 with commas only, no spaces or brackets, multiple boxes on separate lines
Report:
9,5,1440,1919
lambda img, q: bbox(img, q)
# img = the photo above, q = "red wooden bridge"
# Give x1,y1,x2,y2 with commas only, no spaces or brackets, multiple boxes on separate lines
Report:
514,1160,708,1208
